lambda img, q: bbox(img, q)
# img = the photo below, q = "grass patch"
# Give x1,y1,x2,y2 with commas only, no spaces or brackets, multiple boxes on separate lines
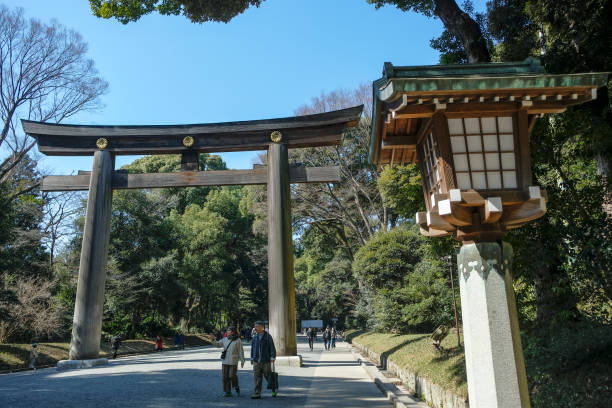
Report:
0,334,212,372
349,324,612,408
350,331,467,398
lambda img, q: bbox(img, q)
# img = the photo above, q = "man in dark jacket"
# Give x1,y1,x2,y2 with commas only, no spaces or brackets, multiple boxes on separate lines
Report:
250,320,276,399
306,328,314,350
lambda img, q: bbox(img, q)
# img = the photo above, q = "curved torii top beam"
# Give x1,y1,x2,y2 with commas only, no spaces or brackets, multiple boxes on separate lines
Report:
22,105,363,156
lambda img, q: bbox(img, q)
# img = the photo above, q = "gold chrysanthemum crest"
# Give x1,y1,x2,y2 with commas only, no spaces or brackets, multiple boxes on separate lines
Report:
270,130,282,143
96,138,108,149
183,136,194,147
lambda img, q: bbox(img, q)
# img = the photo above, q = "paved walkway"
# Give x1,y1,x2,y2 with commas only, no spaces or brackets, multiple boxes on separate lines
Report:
0,335,392,407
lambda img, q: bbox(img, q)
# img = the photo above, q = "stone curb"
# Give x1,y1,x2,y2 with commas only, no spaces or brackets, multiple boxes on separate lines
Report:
349,348,427,408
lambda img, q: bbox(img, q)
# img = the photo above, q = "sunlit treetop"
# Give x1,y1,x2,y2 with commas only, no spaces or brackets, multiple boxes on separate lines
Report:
89,0,263,24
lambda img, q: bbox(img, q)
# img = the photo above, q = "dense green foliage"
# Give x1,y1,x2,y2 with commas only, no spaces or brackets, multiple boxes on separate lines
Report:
98,154,268,337
353,226,454,333
89,0,262,23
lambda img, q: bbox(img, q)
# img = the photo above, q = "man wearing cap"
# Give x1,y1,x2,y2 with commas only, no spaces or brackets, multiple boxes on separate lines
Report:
250,320,276,398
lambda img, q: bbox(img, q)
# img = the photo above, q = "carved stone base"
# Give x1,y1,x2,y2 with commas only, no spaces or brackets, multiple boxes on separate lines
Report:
458,242,530,408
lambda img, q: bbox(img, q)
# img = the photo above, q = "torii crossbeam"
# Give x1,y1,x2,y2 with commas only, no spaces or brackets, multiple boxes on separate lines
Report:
23,105,363,363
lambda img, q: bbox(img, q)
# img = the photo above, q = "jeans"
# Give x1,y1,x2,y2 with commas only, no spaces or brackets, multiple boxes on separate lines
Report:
332,338,336,348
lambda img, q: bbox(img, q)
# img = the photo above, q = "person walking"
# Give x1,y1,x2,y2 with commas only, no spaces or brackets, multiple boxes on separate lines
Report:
306,327,314,351
250,320,276,399
210,326,245,397
111,334,121,359
323,326,332,351
331,327,337,349
29,343,38,369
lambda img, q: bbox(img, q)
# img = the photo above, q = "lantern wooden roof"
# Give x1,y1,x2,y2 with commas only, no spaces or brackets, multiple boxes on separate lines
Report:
369,58,608,166
369,59,609,241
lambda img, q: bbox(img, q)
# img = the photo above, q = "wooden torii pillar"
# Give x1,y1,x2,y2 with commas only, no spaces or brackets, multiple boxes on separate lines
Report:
23,106,362,361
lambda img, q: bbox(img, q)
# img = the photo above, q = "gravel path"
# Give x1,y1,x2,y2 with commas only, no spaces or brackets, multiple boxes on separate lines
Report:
0,335,391,407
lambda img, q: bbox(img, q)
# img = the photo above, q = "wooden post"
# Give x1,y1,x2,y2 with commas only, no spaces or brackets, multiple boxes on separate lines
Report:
267,142,298,356
458,242,530,408
69,150,113,360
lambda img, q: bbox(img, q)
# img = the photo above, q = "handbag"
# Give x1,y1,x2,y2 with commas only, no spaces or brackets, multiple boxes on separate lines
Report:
220,339,235,360
267,362,279,390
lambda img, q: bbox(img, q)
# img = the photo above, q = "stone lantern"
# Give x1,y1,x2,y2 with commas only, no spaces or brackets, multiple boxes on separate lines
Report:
369,58,608,408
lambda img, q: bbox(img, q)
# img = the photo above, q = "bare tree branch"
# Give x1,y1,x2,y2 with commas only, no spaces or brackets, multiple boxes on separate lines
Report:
0,5,108,203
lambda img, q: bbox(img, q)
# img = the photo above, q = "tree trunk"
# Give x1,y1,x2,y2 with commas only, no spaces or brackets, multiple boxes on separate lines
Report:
434,0,491,63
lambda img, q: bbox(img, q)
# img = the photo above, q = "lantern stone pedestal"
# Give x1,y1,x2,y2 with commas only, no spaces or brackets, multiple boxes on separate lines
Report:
458,242,529,408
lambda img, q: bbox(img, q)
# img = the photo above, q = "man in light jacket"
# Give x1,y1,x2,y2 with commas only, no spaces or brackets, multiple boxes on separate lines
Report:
210,326,245,397
250,320,276,399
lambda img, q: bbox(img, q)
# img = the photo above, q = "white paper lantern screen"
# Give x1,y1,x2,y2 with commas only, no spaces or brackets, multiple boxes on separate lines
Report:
447,117,517,190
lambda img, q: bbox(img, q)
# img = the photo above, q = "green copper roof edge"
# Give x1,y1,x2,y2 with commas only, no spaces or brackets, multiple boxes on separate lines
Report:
378,72,610,102
383,58,546,79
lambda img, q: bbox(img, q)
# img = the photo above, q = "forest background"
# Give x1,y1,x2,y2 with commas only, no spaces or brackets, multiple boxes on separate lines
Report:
0,1,611,407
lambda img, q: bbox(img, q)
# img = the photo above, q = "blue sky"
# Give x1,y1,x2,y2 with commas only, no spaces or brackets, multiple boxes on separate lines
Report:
7,0,487,173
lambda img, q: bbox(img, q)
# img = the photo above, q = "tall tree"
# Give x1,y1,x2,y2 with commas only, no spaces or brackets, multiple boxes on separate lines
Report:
368,0,491,62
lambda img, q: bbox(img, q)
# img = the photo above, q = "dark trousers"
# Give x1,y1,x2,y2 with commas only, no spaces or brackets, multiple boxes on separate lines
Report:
253,362,271,395
222,364,239,392
308,338,313,350
332,338,336,348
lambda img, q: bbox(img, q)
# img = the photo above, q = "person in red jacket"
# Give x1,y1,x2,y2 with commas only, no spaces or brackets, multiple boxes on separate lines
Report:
155,334,163,351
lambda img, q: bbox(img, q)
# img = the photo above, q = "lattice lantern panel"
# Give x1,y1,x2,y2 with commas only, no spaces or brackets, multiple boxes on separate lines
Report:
419,131,443,199
447,116,518,191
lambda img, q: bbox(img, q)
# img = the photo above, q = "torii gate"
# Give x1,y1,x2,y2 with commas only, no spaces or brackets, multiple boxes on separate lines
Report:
22,105,362,363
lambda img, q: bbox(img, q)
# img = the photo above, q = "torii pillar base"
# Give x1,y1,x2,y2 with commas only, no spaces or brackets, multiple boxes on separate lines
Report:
458,242,530,408
267,142,298,357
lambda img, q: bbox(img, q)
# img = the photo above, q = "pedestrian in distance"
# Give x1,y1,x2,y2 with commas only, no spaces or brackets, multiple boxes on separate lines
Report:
173,333,181,350
155,334,163,352
306,327,314,351
111,334,121,359
250,320,276,399
29,343,38,369
210,326,245,397
179,332,185,350
323,326,332,351
331,327,337,349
